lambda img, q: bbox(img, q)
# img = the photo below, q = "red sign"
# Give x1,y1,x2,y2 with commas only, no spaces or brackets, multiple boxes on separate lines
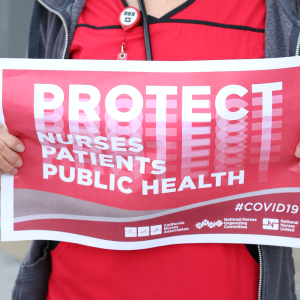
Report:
1,57,300,249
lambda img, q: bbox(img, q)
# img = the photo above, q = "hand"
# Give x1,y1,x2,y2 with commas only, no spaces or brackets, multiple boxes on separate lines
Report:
0,123,24,176
295,142,300,166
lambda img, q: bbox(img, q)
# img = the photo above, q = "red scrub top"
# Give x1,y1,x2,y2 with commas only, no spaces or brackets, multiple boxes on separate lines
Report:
46,0,265,299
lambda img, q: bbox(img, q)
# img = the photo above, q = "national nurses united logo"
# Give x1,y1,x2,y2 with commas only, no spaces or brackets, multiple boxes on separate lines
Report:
263,218,279,230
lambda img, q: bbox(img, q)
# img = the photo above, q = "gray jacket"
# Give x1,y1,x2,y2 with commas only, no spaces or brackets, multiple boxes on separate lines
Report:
12,0,300,299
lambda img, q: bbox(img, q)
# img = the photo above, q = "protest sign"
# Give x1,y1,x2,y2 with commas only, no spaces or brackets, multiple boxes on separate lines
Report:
1,57,300,249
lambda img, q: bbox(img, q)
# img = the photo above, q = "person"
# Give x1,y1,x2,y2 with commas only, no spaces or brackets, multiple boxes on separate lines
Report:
1,0,299,299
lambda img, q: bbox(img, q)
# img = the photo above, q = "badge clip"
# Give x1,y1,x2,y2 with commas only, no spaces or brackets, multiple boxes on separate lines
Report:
118,42,127,60
118,7,141,60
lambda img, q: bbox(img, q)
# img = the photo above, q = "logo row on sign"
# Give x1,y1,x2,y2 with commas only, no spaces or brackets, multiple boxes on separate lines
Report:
125,225,162,237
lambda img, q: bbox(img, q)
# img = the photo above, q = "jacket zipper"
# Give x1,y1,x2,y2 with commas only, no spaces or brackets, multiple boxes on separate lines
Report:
258,245,263,300
296,32,300,56
37,0,69,59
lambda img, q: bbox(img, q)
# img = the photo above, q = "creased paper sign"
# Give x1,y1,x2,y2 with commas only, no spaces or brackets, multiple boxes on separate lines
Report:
1,57,300,250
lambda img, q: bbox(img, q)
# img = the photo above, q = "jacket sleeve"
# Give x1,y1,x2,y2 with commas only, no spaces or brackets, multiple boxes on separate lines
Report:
14,1,84,299
12,240,52,300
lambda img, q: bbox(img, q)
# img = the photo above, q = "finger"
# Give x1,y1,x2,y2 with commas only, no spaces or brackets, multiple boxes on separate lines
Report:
0,139,23,167
0,170,3,189
0,123,25,152
0,155,18,175
295,141,300,158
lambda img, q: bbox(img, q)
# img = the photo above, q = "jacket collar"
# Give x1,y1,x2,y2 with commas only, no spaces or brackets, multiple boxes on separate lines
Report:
37,0,75,11
277,0,300,25
36,0,86,26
